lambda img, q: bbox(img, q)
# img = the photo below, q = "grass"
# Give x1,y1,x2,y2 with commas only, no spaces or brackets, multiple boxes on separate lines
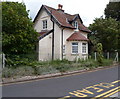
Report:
2,58,114,78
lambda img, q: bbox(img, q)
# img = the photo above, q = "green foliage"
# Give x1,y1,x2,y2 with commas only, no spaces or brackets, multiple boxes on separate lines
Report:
89,17,119,52
105,2,120,21
2,2,38,54
14,66,34,76
2,66,34,78
2,58,114,78
2,67,14,78
96,43,104,64
5,53,37,67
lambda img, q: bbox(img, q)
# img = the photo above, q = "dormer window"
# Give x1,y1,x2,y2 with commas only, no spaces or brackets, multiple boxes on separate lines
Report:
42,20,47,29
73,21,78,28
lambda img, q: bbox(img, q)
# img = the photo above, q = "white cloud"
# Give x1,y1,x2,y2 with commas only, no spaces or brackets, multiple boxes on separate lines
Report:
2,0,110,26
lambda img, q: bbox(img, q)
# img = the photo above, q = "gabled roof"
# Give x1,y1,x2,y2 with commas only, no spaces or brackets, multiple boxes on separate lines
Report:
34,5,91,33
38,29,53,40
67,31,89,41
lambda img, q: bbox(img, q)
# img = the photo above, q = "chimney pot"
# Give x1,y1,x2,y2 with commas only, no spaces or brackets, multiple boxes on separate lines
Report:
58,4,63,9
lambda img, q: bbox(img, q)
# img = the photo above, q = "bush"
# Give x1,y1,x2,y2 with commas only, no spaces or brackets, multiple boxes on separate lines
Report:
2,67,15,78
102,59,113,66
2,66,34,78
32,65,59,75
14,66,34,77
53,64,70,72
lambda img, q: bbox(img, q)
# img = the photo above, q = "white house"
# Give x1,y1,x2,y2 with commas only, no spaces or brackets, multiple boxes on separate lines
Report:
33,4,91,61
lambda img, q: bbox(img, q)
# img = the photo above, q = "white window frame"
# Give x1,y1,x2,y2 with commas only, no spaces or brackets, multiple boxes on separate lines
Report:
82,43,87,54
73,21,78,28
42,20,47,29
72,42,78,54
63,45,65,54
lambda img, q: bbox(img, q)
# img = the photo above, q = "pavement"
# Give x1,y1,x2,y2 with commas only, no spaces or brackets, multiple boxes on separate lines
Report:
1,65,119,98
110,92,120,97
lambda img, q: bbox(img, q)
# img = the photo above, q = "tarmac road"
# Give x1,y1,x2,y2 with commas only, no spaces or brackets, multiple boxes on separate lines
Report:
2,66,119,98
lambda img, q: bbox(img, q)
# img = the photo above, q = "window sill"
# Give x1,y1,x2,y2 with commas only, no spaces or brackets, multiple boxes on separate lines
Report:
82,53,88,55
71,53,79,55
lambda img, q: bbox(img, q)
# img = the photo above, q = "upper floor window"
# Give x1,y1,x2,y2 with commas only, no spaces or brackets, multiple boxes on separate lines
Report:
82,43,87,54
73,21,78,28
72,42,78,54
42,20,47,29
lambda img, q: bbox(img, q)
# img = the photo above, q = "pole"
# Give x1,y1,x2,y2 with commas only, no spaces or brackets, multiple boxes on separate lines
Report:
107,52,109,59
95,52,97,61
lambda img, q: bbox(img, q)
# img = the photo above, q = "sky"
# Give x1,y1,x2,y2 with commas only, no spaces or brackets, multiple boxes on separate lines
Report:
3,0,110,26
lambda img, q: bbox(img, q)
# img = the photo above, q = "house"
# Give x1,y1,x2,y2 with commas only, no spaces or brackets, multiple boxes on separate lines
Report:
33,4,91,61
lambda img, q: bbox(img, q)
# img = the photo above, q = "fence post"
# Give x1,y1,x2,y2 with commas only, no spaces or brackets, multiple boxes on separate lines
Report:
2,53,5,68
107,52,109,59
95,52,97,61
116,52,118,62
114,52,118,62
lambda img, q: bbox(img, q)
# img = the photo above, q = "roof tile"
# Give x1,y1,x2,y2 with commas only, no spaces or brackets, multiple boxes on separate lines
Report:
67,31,89,41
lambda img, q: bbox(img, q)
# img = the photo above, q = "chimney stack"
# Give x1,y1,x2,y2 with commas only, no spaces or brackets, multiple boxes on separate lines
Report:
58,4,64,12
58,4,63,9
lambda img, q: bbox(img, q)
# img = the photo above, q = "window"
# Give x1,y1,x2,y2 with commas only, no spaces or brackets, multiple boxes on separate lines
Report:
73,21,78,28
63,45,65,54
42,20,47,29
82,43,87,53
72,42,78,54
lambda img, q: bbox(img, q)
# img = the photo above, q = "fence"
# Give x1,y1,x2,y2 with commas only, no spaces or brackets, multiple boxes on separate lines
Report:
1,52,119,68
0,53,5,68
89,52,119,62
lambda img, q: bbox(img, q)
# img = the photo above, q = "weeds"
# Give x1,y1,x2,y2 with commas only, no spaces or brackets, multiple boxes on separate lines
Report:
2,58,114,78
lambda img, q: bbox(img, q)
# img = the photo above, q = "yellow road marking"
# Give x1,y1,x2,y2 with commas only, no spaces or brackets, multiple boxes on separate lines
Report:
69,91,88,97
79,89,94,95
86,86,104,93
91,86,120,98
111,80,120,84
58,96,71,99
101,89,120,98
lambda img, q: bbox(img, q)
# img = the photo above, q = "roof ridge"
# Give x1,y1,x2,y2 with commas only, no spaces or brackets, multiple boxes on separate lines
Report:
43,5,57,11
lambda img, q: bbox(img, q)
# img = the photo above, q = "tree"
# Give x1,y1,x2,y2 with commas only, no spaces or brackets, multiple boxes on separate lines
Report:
89,17,119,52
96,43,103,64
104,2,120,21
2,2,38,55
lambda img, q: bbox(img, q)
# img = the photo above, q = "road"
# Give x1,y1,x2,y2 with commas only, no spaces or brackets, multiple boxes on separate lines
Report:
2,66,119,98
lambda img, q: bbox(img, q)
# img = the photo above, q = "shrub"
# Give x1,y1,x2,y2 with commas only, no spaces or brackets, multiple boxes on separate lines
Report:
14,66,34,77
33,65,58,75
96,43,104,65
53,64,70,72
2,67,15,78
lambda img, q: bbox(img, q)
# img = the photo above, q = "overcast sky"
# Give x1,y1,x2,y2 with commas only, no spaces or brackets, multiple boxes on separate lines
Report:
3,0,110,26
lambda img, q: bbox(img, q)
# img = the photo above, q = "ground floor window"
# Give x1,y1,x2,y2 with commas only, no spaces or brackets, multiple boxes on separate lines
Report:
82,43,87,54
72,42,78,54
63,45,65,54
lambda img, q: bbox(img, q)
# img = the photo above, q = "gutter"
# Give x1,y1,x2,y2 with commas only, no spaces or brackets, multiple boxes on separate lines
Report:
61,27,65,60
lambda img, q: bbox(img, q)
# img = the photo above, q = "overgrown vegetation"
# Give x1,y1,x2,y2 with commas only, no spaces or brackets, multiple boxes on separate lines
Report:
2,2,38,60
2,58,114,78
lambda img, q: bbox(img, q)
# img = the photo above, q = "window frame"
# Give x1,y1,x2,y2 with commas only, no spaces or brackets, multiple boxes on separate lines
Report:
72,42,78,54
42,20,47,29
82,43,87,54
73,21,78,29
63,45,65,54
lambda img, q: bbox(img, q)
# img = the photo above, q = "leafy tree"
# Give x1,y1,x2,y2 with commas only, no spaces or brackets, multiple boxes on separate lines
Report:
2,2,38,55
104,2,120,21
96,43,103,64
89,17,119,52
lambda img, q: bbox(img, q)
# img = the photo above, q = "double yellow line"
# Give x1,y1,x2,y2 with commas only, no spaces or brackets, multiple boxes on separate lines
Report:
92,86,120,98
